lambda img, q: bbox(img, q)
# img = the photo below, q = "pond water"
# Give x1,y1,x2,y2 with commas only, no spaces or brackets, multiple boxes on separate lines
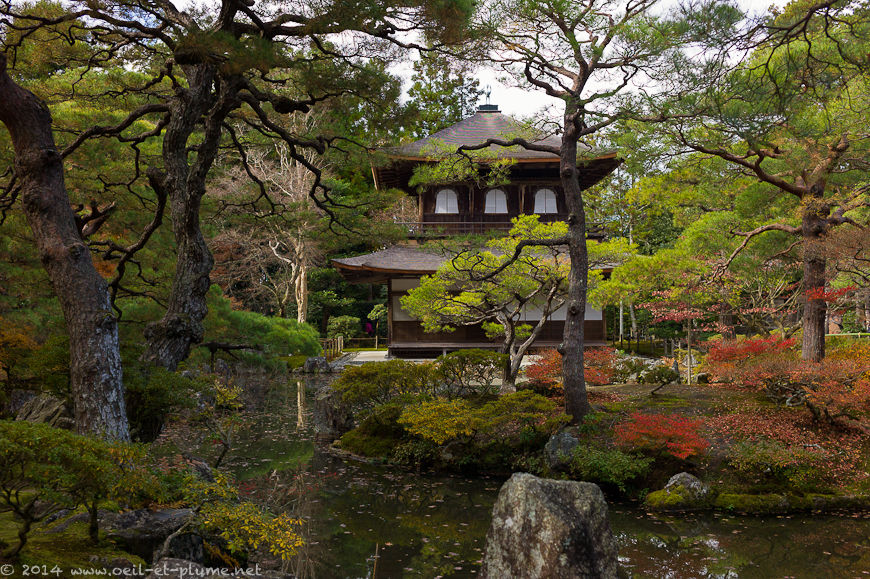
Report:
174,377,870,578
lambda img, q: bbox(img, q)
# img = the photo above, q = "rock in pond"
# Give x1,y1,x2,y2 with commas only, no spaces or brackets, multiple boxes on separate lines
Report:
480,472,619,579
313,384,353,441
645,472,711,511
302,356,332,373
544,429,580,471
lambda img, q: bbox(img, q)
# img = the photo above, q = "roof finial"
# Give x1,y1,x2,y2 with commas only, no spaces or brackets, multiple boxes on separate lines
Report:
485,84,492,104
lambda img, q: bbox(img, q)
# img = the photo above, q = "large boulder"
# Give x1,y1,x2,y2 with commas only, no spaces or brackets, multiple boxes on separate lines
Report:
15,393,74,429
312,384,353,441
480,473,619,579
544,430,580,471
102,508,195,562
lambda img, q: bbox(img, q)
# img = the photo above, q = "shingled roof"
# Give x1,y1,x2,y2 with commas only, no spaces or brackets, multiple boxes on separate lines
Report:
389,105,563,160
331,245,448,283
372,104,620,191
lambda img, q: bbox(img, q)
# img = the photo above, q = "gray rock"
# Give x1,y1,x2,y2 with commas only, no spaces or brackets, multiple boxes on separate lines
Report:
480,473,619,579
215,358,232,381
102,508,194,562
544,430,580,471
164,532,204,564
665,472,710,502
182,454,216,483
15,393,74,429
302,356,332,373
312,384,353,441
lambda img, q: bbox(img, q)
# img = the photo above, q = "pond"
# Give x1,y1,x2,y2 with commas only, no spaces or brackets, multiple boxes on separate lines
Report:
164,376,870,578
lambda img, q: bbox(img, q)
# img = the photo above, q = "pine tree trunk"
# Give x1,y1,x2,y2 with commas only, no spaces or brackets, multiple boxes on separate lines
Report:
801,210,827,362
0,54,129,440
141,65,226,370
141,179,213,369
559,111,591,424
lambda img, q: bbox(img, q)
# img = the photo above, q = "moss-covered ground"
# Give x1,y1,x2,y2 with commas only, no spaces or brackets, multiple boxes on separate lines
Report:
0,510,146,570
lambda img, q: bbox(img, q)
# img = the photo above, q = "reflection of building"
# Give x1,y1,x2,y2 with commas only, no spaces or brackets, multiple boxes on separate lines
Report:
332,104,621,357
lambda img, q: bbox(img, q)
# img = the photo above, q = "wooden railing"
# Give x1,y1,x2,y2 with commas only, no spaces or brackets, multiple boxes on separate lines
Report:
320,335,344,360
396,221,514,236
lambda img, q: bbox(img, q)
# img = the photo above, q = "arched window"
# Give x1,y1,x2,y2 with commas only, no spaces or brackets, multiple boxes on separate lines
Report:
534,188,558,214
434,188,459,214
484,188,508,214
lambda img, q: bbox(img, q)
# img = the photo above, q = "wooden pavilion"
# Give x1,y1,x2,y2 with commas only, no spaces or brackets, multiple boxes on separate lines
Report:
332,103,621,357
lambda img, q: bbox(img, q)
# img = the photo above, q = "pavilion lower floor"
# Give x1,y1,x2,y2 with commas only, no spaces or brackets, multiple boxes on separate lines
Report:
388,319,606,358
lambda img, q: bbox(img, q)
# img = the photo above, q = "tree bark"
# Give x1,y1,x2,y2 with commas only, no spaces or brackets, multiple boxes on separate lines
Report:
141,65,234,370
296,262,308,324
141,169,214,369
0,54,129,440
801,209,827,362
560,109,591,424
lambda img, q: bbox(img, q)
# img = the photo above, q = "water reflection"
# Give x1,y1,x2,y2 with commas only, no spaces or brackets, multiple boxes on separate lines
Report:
193,376,870,578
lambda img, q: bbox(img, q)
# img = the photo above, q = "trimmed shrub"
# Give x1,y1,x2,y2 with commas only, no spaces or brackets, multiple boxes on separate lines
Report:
569,446,653,493
435,349,507,398
327,315,361,339
330,360,437,411
727,439,830,492
398,390,568,448
204,285,321,360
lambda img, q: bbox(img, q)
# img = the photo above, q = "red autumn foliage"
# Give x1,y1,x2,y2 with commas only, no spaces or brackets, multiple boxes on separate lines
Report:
706,336,797,364
705,337,870,430
804,285,856,302
526,347,618,388
584,347,618,386
704,336,799,390
526,349,562,387
613,412,709,460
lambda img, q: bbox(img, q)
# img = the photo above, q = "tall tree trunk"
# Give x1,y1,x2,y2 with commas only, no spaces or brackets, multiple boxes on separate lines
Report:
142,174,213,369
0,54,129,440
141,65,231,370
296,263,308,324
500,320,517,393
801,209,827,362
560,111,591,424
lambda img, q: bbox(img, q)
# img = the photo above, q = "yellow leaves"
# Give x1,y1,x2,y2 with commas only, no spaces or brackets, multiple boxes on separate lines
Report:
199,499,305,561
399,399,478,445
399,391,568,446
